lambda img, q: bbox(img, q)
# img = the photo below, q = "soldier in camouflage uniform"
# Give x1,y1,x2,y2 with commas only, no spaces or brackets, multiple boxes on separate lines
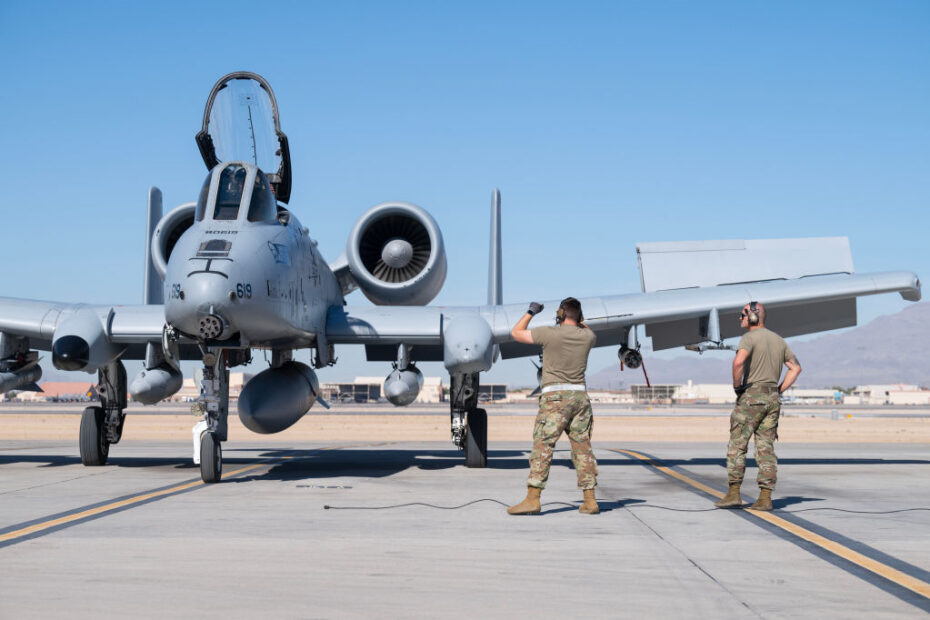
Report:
507,297,599,515
715,301,802,511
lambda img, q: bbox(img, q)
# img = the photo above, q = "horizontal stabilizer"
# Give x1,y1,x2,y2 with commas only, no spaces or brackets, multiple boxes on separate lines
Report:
637,237,853,293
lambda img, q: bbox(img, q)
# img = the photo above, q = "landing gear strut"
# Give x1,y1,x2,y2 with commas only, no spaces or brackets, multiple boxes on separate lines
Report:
80,360,127,466
450,372,487,468
191,349,229,483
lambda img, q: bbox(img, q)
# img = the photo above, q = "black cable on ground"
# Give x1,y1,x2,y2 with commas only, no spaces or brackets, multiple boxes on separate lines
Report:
780,507,930,515
324,499,509,510
322,500,930,514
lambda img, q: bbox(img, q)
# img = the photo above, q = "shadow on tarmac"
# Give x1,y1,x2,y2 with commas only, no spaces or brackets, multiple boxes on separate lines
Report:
1,451,928,480
772,495,825,509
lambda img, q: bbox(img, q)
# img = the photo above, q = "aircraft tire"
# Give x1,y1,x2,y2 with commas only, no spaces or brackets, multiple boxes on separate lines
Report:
464,408,488,468
200,432,223,483
79,406,109,466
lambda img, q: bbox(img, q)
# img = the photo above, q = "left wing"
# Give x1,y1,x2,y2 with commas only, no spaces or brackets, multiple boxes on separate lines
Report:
326,270,921,360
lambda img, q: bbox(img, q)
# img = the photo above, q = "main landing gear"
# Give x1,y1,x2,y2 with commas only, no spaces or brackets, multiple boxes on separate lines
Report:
79,360,127,466
449,372,487,468
191,349,230,483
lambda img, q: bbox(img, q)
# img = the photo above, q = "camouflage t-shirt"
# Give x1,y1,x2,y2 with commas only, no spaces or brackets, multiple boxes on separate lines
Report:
531,325,596,386
737,327,793,387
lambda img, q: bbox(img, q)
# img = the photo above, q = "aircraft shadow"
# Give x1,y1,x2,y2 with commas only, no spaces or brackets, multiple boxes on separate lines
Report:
0,453,926,478
230,448,532,482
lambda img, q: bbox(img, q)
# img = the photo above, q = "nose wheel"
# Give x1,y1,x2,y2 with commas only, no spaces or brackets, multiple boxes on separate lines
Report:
200,431,222,482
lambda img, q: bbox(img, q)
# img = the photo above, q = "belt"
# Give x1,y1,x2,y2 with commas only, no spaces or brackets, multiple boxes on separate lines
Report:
541,384,586,394
746,384,779,394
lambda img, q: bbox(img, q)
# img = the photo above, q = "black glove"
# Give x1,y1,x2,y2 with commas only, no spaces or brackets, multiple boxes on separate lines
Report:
527,302,544,316
734,384,747,398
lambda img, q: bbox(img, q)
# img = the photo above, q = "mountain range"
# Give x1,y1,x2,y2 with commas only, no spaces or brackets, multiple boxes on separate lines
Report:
588,301,929,390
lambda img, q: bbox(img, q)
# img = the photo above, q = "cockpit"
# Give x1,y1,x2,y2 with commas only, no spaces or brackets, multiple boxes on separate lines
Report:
195,162,278,224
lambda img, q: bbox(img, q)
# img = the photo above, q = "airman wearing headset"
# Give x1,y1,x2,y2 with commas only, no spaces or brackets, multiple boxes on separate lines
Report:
507,297,599,515
715,301,802,511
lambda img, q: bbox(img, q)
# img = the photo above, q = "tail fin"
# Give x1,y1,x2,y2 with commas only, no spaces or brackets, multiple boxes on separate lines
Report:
487,188,503,306
144,187,163,304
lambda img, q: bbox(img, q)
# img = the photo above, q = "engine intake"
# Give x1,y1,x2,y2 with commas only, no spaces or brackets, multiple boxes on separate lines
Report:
151,202,197,280
346,202,446,305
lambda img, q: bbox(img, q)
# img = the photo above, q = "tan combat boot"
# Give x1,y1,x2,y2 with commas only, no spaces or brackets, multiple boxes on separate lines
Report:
714,484,743,508
579,489,600,514
507,486,542,515
749,489,773,511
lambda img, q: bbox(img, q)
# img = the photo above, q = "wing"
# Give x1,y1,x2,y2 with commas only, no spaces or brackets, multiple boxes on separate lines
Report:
0,297,166,357
326,270,921,361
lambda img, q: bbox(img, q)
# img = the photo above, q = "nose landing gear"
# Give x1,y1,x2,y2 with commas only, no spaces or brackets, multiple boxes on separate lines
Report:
191,349,229,483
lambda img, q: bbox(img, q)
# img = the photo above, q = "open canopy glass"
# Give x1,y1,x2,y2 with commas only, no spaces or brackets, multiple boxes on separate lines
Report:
196,72,292,203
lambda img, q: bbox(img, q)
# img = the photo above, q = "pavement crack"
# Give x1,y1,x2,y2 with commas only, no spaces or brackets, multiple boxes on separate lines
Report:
625,506,764,618
0,469,115,496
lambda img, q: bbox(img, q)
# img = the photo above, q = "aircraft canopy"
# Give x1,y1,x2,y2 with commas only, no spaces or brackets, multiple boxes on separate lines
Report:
196,72,292,203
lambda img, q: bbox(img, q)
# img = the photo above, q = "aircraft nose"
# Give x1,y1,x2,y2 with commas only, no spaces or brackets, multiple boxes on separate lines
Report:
52,335,90,371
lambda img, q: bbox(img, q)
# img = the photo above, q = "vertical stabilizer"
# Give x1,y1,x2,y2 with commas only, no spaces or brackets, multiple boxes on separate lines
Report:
144,187,164,304
487,188,503,306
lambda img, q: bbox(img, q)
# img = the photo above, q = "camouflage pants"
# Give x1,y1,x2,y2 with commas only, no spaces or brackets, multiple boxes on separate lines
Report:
726,388,781,490
527,391,598,490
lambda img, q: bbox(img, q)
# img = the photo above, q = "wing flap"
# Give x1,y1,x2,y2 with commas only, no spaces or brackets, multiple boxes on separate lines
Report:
646,298,856,351
636,237,854,293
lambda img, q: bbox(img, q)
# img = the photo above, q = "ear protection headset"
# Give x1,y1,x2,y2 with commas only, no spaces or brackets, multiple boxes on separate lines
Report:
556,298,583,325
746,301,760,326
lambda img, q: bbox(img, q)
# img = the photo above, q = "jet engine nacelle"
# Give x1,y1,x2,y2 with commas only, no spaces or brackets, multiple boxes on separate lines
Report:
52,308,124,373
383,366,423,407
345,202,447,305
237,361,320,434
129,364,183,405
151,202,197,281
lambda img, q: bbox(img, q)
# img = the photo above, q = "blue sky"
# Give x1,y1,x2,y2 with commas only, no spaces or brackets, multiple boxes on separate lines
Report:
0,1,927,387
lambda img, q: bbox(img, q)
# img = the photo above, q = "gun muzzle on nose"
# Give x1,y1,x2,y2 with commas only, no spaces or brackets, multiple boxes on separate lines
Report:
199,314,227,339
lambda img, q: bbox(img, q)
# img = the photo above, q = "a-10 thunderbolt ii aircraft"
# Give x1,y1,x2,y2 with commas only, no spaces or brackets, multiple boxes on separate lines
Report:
0,72,921,482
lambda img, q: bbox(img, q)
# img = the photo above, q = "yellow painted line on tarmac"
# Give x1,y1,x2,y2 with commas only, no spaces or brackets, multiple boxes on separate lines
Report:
0,461,271,545
613,448,930,602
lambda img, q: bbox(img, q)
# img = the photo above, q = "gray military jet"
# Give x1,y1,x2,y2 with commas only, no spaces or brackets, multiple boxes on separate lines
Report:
0,72,920,482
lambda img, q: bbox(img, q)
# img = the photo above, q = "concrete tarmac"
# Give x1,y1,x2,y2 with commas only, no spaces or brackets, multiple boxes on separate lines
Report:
1,417,929,617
